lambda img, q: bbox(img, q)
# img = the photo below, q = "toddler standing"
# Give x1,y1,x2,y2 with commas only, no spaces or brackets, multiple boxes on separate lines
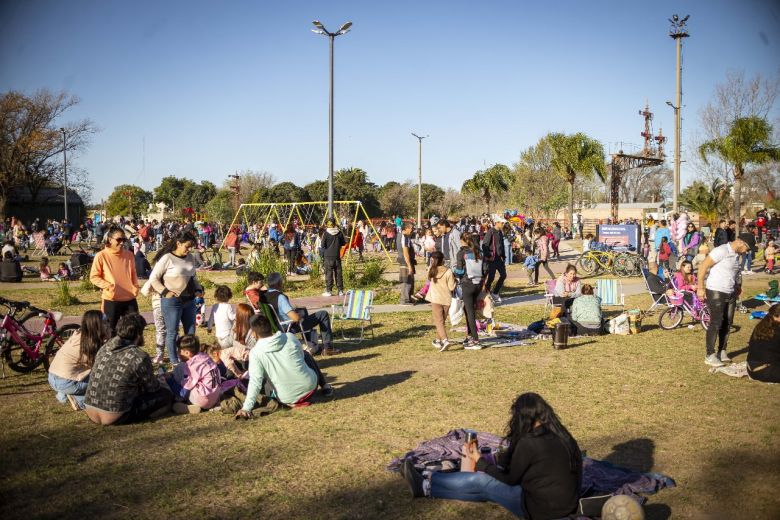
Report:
207,285,236,348
140,278,166,364
765,240,776,273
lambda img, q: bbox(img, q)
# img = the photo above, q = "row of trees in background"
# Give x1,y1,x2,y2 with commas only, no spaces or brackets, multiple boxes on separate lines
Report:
0,90,96,218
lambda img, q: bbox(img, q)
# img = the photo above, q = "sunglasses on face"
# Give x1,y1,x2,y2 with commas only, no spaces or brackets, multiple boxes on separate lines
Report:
112,237,127,243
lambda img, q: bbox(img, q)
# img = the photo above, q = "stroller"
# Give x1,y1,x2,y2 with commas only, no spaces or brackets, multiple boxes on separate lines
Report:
657,276,711,331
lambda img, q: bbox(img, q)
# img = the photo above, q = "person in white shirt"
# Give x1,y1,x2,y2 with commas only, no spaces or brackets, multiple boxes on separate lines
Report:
697,238,749,367
207,285,236,348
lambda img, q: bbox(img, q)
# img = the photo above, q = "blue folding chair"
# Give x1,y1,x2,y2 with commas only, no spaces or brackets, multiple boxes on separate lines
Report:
595,278,625,310
331,289,374,342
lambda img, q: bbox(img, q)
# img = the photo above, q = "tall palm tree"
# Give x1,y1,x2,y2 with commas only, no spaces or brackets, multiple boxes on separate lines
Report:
461,164,510,214
680,179,731,225
699,116,780,229
546,132,606,230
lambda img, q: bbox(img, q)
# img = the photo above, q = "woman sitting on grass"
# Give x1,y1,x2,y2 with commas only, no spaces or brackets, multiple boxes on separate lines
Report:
48,310,107,410
747,304,780,383
569,284,602,336
400,392,582,519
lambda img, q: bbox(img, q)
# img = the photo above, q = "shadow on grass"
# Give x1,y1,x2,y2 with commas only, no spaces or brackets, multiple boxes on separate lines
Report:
334,370,416,400
603,437,655,473
317,353,380,369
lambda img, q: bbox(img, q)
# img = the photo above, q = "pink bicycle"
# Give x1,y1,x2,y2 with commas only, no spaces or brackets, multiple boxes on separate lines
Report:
0,297,79,374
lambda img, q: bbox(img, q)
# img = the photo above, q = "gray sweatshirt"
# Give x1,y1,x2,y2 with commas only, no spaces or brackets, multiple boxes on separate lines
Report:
150,252,202,298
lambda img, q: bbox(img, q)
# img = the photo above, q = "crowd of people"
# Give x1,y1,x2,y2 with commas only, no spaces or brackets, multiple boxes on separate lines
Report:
0,205,778,518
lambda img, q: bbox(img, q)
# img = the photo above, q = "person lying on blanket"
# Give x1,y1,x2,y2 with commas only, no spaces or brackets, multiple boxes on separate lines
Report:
399,392,582,519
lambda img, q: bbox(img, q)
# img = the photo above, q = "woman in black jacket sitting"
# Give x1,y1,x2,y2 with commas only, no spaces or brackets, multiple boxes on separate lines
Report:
747,304,780,383
401,392,582,519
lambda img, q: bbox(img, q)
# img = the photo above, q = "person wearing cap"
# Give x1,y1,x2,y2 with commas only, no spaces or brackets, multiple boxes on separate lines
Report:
320,218,346,297
481,217,507,303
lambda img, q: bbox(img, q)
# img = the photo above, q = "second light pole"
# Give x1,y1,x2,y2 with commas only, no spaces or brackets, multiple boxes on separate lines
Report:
312,20,352,219
411,133,428,229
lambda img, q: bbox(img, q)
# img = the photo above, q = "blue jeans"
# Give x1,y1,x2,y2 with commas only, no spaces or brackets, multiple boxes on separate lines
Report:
742,251,753,271
48,372,88,409
160,297,197,364
430,471,527,519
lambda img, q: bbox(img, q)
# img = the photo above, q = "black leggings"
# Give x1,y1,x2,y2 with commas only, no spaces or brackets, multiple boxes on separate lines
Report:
461,281,480,341
103,299,139,337
285,248,298,273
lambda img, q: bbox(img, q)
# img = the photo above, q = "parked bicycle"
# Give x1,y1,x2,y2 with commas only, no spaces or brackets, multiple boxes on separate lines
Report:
658,285,711,331
576,242,637,278
0,297,79,374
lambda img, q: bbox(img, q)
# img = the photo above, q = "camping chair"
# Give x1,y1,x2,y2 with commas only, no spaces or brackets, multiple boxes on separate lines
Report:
543,279,557,317
30,232,46,258
595,279,625,310
331,289,374,342
641,267,668,314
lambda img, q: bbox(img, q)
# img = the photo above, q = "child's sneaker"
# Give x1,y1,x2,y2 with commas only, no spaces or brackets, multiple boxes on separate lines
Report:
438,339,452,352
172,402,202,414
431,339,442,348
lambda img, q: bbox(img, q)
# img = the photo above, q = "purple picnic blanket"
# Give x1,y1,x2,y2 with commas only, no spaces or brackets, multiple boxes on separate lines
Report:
387,429,675,504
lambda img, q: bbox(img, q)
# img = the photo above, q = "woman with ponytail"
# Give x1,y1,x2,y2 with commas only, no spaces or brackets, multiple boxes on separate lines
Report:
401,392,582,519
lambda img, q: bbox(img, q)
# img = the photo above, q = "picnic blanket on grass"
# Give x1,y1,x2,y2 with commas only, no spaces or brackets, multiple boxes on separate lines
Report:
709,361,749,378
388,429,676,507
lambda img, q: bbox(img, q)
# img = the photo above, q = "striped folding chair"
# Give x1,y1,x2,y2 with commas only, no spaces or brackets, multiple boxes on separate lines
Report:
331,289,374,342
595,278,625,310
30,232,47,258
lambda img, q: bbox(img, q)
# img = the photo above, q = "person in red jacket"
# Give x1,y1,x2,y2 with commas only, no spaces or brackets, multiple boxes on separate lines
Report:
658,236,672,280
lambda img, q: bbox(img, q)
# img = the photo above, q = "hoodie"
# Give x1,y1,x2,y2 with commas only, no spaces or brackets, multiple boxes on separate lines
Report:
242,332,317,410
180,352,222,409
320,227,346,259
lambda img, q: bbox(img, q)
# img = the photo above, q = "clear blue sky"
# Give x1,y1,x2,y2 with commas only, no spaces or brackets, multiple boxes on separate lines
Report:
2,0,778,203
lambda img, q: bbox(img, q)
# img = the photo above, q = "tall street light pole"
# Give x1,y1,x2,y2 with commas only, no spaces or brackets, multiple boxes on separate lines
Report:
312,20,352,220
669,14,689,213
411,133,428,228
60,128,68,221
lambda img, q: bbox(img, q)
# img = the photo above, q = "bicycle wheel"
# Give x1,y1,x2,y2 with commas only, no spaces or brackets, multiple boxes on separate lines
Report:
613,255,632,278
699,306,711,331
577,254,598,275
658,307,684,330
43,324,81,371
1,312,47,373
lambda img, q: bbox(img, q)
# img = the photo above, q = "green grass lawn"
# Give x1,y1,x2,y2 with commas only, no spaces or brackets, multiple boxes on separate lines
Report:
0,277,778,519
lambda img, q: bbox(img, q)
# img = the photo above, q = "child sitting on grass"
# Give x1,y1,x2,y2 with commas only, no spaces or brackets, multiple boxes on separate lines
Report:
167,335,222,414
206,344,228,379
54,262,71,281
39,257,52,281
207,285,236,348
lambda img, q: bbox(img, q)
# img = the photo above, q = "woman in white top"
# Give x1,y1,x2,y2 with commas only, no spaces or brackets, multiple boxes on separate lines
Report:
48,310,108,410
150,231,203,364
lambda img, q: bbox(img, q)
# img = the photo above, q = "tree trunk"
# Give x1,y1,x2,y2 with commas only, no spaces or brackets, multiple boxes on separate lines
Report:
733,166,743,232
484,193,492,215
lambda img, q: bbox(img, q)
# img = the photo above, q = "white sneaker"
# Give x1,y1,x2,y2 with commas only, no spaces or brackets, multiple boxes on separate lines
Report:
321,291,332,297
704,354,725,367
431,339,442,348
338,291,345,296
439,339,452,352
718,350,731,363
491,293,502,303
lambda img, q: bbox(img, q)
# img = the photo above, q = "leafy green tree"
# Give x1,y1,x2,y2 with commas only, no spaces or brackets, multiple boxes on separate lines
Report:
511,139,569,218
334,167,380,216
105,184,152,218
699,116,780,228
267,181,310,204
546,132,606,230
378,181,414,217
205,189,236,224
680,179,731,225
304,180,328,202
421,183,445,214
153,176,191,209
461,164,510,214
176,181,217,212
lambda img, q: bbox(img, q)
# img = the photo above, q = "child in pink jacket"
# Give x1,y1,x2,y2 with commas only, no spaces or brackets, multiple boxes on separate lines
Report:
168,335,222,414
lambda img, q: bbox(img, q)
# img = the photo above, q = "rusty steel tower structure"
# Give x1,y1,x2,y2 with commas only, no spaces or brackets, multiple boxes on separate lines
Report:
609,104,666,220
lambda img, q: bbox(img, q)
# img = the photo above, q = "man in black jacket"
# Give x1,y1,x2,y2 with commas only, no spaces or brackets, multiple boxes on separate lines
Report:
481,218,507,303
320,219,346,297
739,224,758,274
713,220,730,247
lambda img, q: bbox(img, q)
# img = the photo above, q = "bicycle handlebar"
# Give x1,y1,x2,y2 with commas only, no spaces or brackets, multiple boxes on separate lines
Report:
0,297,47,316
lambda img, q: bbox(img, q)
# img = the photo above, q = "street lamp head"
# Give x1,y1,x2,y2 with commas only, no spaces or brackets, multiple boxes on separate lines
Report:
311,29,326,35
666,101,673,107
312,20,324,29
338,21,352,34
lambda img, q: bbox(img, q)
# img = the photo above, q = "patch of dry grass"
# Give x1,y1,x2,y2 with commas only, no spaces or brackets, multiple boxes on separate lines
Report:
0,278,778,519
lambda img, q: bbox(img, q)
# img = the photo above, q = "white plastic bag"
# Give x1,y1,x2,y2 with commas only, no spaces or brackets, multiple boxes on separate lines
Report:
608,313,630,335
449,297,465,326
